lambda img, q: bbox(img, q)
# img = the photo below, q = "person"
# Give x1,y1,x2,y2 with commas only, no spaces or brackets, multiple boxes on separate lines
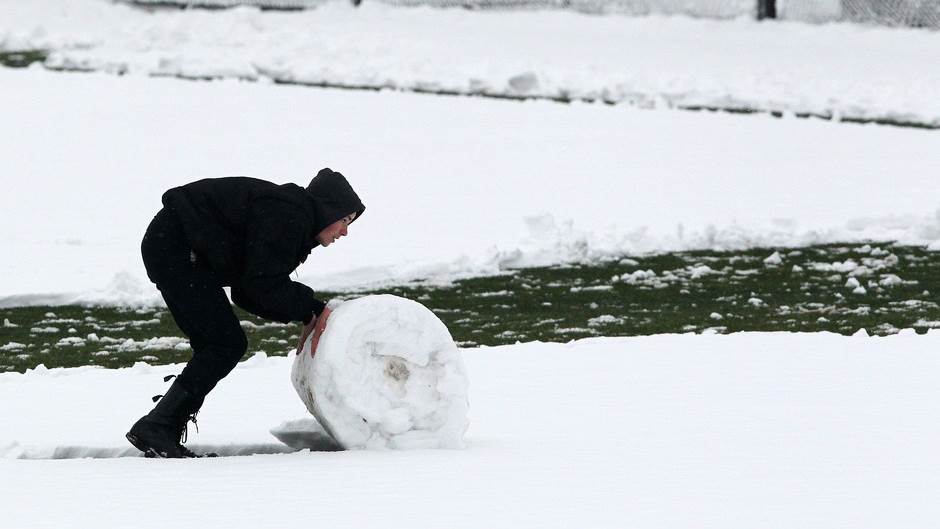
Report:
126,168,365,458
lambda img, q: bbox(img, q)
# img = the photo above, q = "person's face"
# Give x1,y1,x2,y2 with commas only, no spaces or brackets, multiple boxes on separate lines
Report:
316,212,357,247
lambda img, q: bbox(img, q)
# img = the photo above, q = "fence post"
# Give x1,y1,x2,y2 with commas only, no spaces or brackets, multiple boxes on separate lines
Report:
757,0,776,20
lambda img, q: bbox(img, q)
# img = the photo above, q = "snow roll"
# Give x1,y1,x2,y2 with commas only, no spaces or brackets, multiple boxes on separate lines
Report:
291,295,469,449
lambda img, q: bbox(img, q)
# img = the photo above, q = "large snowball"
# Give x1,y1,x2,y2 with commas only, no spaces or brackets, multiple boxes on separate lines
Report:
291,295,470,449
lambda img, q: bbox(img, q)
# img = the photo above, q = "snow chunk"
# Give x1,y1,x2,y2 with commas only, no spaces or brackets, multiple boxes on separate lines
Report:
569,285,614,293
0,342,26,351
709,312,723,320
292,295,469,450
879,274,903,287
763,251,783,266
687,265,714,279
617,269,657,284
845,277,861,289
809,259,858,273
587,315,624,327
2,319,17,328
269,418,342,452
473,290,512,298
747,297,764,307
878,274,916,287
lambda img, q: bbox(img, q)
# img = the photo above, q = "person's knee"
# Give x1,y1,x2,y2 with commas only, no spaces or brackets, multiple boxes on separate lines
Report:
214,328,248,364
231,330,248,357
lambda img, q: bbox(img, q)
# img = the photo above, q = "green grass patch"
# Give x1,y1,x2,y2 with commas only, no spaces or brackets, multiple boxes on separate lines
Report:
0,50,47,68
2,242,938,373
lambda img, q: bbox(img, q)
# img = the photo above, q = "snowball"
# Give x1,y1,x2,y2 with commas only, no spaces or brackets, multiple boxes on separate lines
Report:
845,277,861,289
291,295,469,450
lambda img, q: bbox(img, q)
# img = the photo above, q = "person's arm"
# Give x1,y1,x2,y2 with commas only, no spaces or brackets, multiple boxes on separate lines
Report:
238,199,325,324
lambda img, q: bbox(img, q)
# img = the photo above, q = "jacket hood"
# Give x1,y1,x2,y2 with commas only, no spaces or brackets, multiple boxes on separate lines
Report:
305,168,366,234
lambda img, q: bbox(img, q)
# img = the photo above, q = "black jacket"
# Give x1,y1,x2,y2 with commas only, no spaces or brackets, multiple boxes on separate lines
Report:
161,168,365,324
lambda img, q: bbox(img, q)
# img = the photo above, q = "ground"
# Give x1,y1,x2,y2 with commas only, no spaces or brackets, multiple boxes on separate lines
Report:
1,3,939,528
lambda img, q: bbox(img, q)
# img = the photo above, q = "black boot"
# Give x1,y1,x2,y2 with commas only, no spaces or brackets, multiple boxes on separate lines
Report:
175,393,215,458
126,378,203,458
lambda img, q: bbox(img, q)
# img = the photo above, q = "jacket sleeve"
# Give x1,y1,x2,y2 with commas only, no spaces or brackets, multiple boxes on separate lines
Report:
234,199,326,324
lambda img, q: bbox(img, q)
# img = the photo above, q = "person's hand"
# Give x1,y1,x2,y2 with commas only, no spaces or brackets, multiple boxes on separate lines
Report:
296,307,332,357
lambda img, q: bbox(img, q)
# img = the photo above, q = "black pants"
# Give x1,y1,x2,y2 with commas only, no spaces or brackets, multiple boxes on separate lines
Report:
141,208,247,398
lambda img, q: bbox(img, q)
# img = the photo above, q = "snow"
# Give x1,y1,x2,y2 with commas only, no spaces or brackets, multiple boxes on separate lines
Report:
587,314,624,326
2,332,940,527
1,67,940,305
291,295,469,449
2,1,940,126
763,251,784,265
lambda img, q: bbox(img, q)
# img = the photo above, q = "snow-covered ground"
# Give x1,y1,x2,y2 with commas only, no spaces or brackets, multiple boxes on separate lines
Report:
2,0,940,127
3,331,940,527
1,67,939,306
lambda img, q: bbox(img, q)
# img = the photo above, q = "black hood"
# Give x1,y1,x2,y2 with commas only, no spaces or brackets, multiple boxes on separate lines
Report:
305,168,366,233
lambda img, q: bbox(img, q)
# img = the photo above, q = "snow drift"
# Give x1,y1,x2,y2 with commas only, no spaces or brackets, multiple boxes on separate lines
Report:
2,1,940,127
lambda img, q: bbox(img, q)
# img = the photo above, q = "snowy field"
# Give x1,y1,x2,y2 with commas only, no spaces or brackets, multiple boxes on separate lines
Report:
1,67,939,306
2,0,940,127
3,331,940,528
3,4,940,526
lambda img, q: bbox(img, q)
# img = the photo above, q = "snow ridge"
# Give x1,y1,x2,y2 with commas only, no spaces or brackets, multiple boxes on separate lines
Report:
2,1,939,127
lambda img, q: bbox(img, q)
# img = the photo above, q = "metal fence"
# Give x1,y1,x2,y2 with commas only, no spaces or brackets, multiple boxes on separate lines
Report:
123,0,940,28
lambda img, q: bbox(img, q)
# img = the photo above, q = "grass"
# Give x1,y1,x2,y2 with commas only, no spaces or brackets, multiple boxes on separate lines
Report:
0,50,47,68
2,242,939,373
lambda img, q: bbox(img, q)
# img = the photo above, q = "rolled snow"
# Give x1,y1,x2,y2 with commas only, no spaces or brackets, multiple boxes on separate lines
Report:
291,295,469,449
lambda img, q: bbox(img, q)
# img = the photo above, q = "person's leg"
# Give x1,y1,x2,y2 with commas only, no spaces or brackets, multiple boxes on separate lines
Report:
141,206,248,395
128,208,247,458
156,269,248,399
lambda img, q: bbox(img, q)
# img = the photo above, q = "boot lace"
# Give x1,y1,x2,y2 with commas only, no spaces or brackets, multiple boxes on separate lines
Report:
180,412,199,444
